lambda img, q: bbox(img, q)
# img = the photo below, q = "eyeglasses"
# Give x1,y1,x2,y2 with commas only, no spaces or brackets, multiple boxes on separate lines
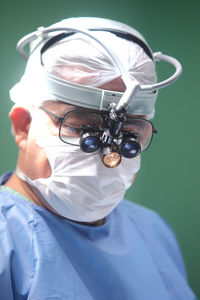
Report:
40,106,157,152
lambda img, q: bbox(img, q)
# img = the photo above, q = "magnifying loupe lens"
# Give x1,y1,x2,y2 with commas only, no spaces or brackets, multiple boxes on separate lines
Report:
80,134,101,153
121,139,141,158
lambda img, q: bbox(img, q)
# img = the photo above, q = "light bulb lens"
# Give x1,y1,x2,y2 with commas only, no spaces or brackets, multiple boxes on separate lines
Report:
103,152,121,168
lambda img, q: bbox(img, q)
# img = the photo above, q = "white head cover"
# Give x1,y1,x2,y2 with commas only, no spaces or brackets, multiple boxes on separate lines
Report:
10,17,158,116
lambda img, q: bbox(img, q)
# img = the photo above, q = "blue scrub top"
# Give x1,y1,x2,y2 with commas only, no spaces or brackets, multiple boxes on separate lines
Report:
0,172,197,300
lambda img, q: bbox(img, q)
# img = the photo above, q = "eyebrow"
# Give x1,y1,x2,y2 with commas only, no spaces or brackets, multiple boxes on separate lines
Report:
40,106,63,121
42,102,78,116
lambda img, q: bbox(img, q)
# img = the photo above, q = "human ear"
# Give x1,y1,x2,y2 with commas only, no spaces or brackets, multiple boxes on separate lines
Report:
9,106,32,148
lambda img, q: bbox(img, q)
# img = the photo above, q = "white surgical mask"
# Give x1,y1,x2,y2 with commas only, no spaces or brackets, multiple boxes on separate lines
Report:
17,136,141,222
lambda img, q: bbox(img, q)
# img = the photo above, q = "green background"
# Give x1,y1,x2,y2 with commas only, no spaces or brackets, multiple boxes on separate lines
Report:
0,0,199,298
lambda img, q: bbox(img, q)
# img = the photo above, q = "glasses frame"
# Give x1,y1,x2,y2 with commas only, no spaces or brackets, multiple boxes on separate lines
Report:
40,106,157,151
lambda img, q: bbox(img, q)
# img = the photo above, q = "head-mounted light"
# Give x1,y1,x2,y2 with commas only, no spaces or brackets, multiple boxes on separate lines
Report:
16,17,182,115
15,17,182,167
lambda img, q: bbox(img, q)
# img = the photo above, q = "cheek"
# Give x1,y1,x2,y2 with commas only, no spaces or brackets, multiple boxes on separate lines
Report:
31,114,59,137
23,117,57,180
24,139,52,180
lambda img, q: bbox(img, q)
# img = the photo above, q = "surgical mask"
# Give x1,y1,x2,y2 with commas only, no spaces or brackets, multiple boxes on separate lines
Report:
17,136,141,222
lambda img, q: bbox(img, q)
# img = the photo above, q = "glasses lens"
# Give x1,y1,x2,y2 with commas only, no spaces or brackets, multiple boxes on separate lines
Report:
123,118,153,151
60,110,103,145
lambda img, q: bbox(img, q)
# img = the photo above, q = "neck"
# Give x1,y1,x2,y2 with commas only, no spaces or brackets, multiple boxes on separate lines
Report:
5,172,46,208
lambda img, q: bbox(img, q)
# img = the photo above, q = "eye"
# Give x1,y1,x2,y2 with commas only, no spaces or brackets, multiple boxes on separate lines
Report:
61,124,81,137
67,126,81,134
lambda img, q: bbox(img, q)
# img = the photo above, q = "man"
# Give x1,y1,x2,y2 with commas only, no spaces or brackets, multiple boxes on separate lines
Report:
0,17,197,299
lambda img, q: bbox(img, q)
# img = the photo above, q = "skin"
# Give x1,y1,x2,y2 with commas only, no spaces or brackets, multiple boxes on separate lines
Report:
5,77,137,226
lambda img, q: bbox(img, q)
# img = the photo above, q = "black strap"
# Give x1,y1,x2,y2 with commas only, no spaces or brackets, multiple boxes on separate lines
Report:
100,29,153,60
40,29,154,65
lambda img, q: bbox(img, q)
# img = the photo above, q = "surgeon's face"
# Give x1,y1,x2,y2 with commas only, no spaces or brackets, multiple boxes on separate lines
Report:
14,77,127,180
